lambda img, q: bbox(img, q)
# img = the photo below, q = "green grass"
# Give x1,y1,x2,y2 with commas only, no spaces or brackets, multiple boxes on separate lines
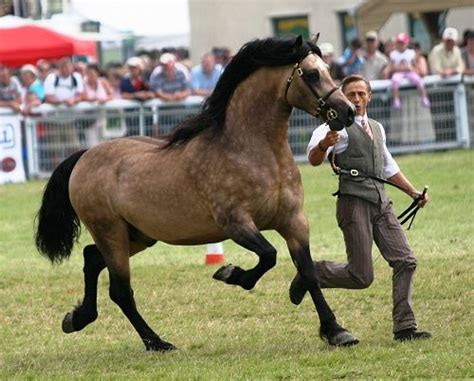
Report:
1,149,473,380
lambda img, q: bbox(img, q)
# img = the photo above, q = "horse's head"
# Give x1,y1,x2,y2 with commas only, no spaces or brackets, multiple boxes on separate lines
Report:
284,35,355,131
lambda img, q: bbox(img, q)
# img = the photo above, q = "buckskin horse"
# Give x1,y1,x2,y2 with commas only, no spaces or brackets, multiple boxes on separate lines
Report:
35,35,358,351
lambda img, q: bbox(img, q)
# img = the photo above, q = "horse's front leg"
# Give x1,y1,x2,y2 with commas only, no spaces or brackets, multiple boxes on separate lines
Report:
280,215,359,347
213,219,276,290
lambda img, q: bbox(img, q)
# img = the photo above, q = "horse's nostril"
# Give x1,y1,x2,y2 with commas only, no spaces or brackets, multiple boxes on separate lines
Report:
348,106,355,123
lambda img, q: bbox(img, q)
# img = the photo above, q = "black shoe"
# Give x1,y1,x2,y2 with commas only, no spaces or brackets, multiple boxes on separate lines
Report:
289,273,308,305
394,328,432,342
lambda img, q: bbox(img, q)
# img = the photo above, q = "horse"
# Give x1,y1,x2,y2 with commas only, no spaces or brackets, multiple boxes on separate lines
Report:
35,35,358,351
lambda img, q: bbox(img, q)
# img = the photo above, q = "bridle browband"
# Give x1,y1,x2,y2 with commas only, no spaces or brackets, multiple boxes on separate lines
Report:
284,51,341,122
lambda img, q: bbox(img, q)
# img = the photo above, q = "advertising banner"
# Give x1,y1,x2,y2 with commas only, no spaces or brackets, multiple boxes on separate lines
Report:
0,114,26,184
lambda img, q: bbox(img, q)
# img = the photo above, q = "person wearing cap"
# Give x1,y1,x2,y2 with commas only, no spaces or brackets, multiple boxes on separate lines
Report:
429,27,465,77
20,64,44,103
120,57,154,101
120,57,154,136
290,74,432,343
320,42,344,83
149,52,190,102
386,33,430,109
362,31,389,81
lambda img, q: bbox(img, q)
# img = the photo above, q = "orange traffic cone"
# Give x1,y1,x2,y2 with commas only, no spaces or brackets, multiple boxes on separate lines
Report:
205,242,225,265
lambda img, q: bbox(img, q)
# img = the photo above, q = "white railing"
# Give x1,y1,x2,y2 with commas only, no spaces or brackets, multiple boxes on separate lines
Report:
0,75,472,179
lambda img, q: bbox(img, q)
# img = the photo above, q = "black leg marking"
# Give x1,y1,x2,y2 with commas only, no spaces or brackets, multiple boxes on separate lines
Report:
62,245,106,333
290,245,359,347
109,275,176,352
213,229,277,290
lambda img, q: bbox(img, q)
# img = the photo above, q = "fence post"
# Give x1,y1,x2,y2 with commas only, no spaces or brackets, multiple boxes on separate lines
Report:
24,117,38,178
454,82,470,148
139,104,145,136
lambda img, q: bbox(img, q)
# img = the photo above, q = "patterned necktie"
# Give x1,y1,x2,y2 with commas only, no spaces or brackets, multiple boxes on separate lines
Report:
361,118,373,140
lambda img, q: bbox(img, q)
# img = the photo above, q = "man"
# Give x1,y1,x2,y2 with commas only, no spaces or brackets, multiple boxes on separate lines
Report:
20,64,45,102
120,56,154,101
338,37,364,76
44,57,84,106
362,30,388,80
43,57,85,168
289,74,432,342
429,27,465,77
149,52,190,102
120,56,154,136
190,52,222,97
0,64,22,113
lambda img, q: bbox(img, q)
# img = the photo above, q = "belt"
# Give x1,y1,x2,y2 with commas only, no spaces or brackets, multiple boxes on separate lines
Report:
330,154,427,230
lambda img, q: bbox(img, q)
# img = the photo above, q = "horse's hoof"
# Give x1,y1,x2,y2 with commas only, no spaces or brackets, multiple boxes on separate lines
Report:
212,264,236,282
144,340,177,352
62,312,75,334
323,330,359,347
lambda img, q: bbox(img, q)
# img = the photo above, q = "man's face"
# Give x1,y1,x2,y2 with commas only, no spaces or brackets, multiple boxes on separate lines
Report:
0,67,10,84
20,71,35,86
163,61,176,79
365,38,378,53
201,55,215,74
59,61,73,77
343,80,371,116
443,39,456,51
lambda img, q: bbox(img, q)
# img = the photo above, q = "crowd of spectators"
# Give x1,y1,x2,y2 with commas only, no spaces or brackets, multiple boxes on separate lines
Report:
321,27,473,109
1,27,473,116
0,45,231,118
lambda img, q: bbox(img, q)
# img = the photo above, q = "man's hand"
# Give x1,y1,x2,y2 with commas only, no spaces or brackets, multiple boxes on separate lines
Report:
320,130,340,151
412,186,429,208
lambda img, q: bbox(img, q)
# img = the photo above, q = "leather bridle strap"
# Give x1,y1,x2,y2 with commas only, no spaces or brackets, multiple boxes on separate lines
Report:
284,53,340,121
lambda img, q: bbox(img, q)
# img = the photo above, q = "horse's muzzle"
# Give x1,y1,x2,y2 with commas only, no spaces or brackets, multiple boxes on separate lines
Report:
326,105,355,131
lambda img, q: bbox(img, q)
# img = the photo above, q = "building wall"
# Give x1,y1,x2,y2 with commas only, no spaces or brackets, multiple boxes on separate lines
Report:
189,0,360,62
189,0,474,63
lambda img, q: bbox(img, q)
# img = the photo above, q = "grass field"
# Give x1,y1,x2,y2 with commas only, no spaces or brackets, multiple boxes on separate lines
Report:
1,149,473,380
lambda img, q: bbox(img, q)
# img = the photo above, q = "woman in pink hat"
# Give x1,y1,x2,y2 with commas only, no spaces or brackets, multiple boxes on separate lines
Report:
385,33,430,109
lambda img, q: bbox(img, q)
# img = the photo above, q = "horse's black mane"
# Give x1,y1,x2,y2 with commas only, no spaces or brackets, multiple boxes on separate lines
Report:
164,36,321,147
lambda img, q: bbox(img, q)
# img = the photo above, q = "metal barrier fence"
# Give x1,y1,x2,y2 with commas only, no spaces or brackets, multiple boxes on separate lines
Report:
3,75,473,179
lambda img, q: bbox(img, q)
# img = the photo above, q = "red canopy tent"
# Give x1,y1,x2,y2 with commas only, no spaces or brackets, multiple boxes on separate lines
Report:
0,25,97,67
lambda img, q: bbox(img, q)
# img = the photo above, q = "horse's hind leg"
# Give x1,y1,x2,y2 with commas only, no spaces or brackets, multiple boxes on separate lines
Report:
62,244,105,333
213,221,277,290
95,225,175,351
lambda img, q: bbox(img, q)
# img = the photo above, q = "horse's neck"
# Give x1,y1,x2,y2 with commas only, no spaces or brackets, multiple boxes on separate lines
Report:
224,67,291,146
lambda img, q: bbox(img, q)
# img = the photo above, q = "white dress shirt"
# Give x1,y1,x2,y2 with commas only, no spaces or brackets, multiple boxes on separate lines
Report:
307,114,400,178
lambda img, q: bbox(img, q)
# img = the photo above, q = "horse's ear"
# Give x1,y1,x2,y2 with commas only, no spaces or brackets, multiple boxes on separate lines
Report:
310,33,320,45
294,35,303,48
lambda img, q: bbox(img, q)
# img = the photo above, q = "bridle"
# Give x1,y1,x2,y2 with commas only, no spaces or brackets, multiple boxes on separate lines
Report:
284,51,341,122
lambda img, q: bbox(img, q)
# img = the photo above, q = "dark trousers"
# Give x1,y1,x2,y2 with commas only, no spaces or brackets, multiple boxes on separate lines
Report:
315,195,417,333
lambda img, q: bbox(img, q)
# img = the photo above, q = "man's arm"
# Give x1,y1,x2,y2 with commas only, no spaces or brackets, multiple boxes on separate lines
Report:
308,130,339,166
387,171,429,207
0,98,21,113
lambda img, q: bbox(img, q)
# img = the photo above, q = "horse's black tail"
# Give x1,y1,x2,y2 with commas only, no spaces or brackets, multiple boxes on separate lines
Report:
35,150,87,264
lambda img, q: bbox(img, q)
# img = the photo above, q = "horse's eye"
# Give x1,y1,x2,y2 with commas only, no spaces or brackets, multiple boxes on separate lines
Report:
303,70,320,84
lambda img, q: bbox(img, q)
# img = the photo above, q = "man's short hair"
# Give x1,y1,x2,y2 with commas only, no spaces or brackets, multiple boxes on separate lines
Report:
341,75,372,94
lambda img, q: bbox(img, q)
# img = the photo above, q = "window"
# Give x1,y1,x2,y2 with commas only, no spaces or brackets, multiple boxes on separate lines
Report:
272,15,309,39
338,11,357,49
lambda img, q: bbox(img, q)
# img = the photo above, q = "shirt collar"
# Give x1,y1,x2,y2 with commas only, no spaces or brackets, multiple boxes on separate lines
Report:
355,114,368,127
